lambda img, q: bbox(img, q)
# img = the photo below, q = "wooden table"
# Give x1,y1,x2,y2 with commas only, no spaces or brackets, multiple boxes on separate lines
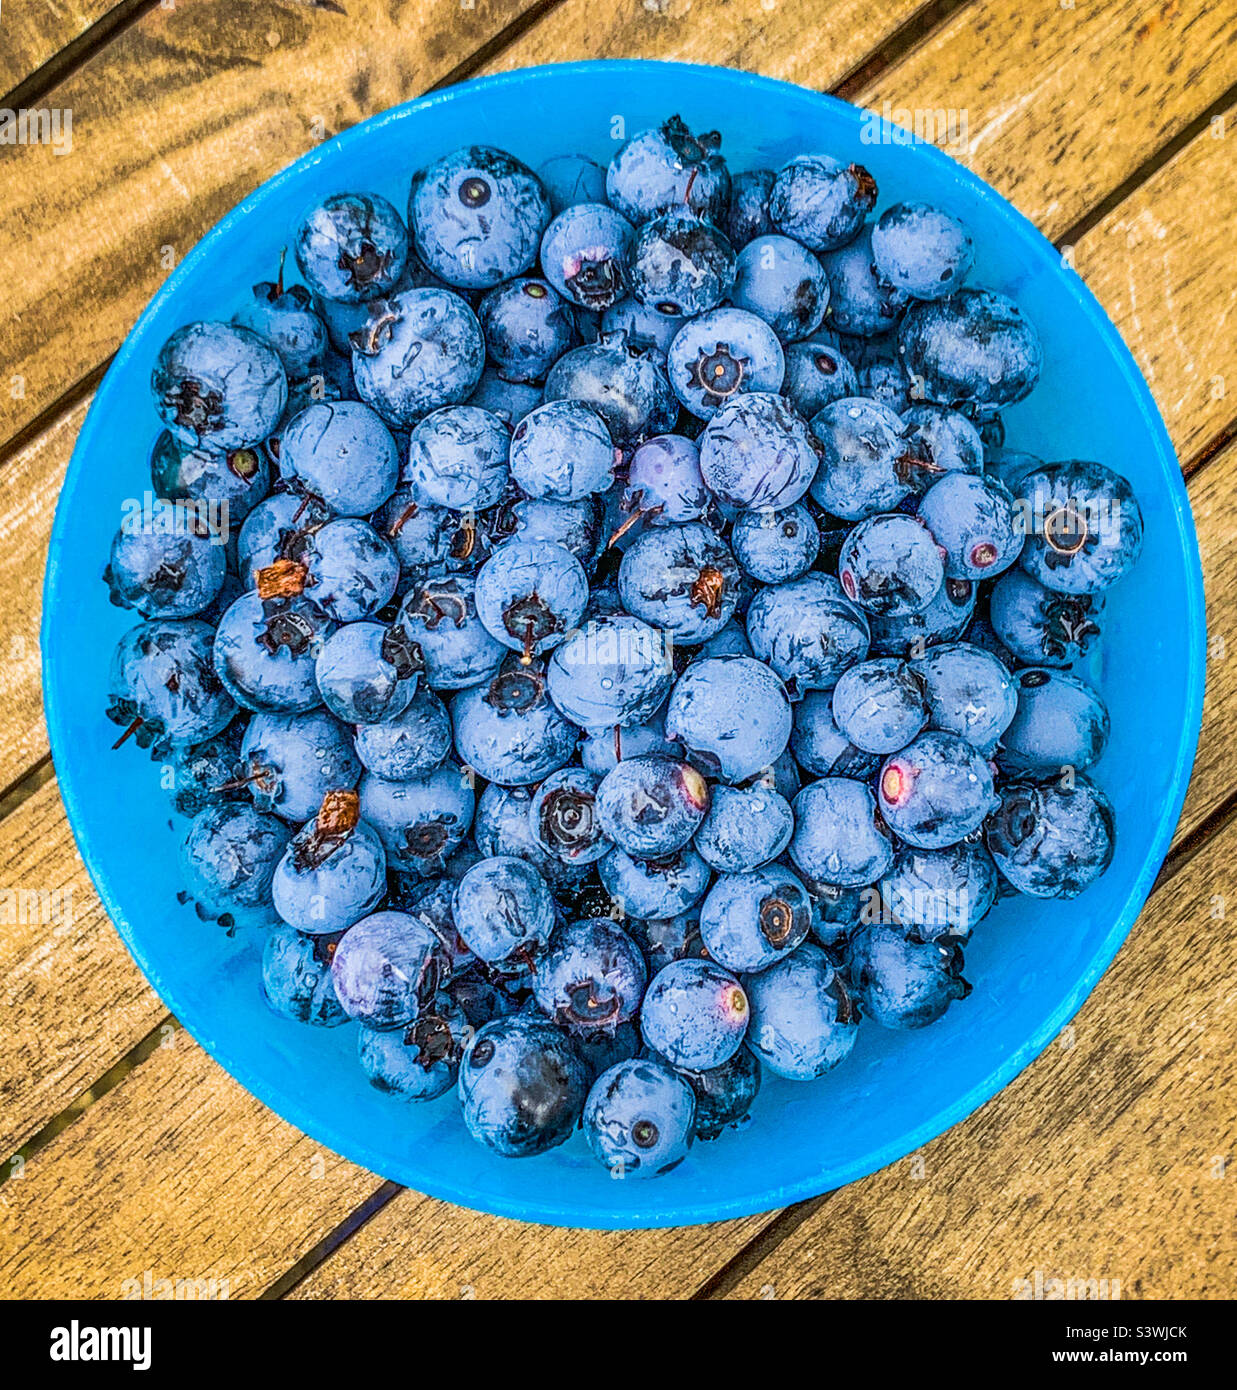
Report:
1,0,1233,1300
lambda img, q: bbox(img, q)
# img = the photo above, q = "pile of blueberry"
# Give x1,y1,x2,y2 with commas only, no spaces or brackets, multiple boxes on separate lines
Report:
104,115,1143,1178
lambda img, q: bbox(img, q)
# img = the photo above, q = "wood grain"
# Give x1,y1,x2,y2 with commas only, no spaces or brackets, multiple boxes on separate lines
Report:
1073,106,1237,463
0,1037,378,1300
0,0,121,93
718,823,1237,1299
0,776,161,1158
0,0,538,449
858,0,1237,239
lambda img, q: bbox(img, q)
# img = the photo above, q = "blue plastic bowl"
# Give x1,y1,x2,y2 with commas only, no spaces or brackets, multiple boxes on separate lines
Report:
44,61,1204,1228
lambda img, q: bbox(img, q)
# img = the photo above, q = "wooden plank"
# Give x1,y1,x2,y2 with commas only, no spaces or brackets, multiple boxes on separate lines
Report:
0,1038,379,1300
0,0,120,93
0,0,536,448
481,0,923,90
1073,111,1237,462
858,0,1237,239
718,821,1237,1299
0,776,161,1158
288,1192,771,1300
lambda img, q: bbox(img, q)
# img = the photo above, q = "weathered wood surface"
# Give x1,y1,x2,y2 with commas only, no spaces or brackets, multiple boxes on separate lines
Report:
1,0,1235,1302
0,0,120,93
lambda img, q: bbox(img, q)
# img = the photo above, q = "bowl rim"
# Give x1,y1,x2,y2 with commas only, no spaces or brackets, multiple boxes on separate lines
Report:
43,58,1207,1229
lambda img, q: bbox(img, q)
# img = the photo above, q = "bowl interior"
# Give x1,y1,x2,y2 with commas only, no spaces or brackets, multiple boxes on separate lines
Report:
44,61,1204,1228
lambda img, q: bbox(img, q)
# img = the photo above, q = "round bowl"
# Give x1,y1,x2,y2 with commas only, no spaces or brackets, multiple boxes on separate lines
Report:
44,60,1205,1229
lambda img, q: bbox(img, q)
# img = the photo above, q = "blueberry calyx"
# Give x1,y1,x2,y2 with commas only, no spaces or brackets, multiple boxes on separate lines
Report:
380,626,424,681
631,1118,660,1150
1042,595,1102,659
758,895,797,947
294,790,361,871
458,177,491,208
485,657,547,713
348,300,399,356
408,581,469,630
566,255,625,310
847,163,879,207
227,447,263,482
539,787,597,857
406,1012,460,1069
688,565,727,620
502,591,561,662
687,342,748,399
165,378,224,435
256,601,317,656
338,240,390,293
558,979,621,1030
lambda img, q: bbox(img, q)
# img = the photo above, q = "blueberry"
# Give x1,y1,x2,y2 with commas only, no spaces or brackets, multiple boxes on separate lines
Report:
108,618,237,751
106,504,227,618
910,641,1017,753
606,115,731,226
781,337,860,417
898,289,1042,412
237,492,333,580
602,297,688,356
598,845,711,920
399,574,506,691
666,307,785,419
404,406,510,511
239,708,362,821
546,614,673,732
871,202,974,301
984,445,1042,495
150,431,271,526
475,781,590,890
868,577,976,657
618,522,740,643
878,730,998,848
789,690,879,779
620,434,709,531
696,619,753,661
838,512,944,617
330,909,450,1028
998,668,1110,777
509,400,616,501
789,777,894,887
451,661,577,785
818,225,910,337
527,766,608,865
989,567,1105,667
295,192,409,303
392,875,477,977
233,277,329,381
474,539,588,660
532,918,648,1030
678,1045,761,1141
699,392,820,510
769,155,876,252
539,202,634,310
900,403,983,485
272,792,387,933
745,573,870,697
858,357,914,413
918,471,1022,580
642,959,748,1070
665,655,791,783
280,400,400,514
288,517,393,624
543,332,678,448
746,942,860,1079
848,924,969,1029
584,1057,696,1177
628,912,707,973
1016,460,1144,595
700,863,813,973
595,754,710,859
630,212,737,318
261,925,348,1026
352,681,452,779
580,712,682,776
152,321,287,451
351,288,485,428
729,234,827,341
180,803,290,929
160,721,245,819
478,277,576,383
358,995,470,1101
986,776,1115,898
458,1015,590,1158
809,882,867,957
694,783,794,874
831,657,929,753
724,168,775,248
881,841,998,942
409,145,549,289
809,396,921,520
315,621,421,724
491,492,602,572
537,153,608,215
358,763,474,873
466,367,544,425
